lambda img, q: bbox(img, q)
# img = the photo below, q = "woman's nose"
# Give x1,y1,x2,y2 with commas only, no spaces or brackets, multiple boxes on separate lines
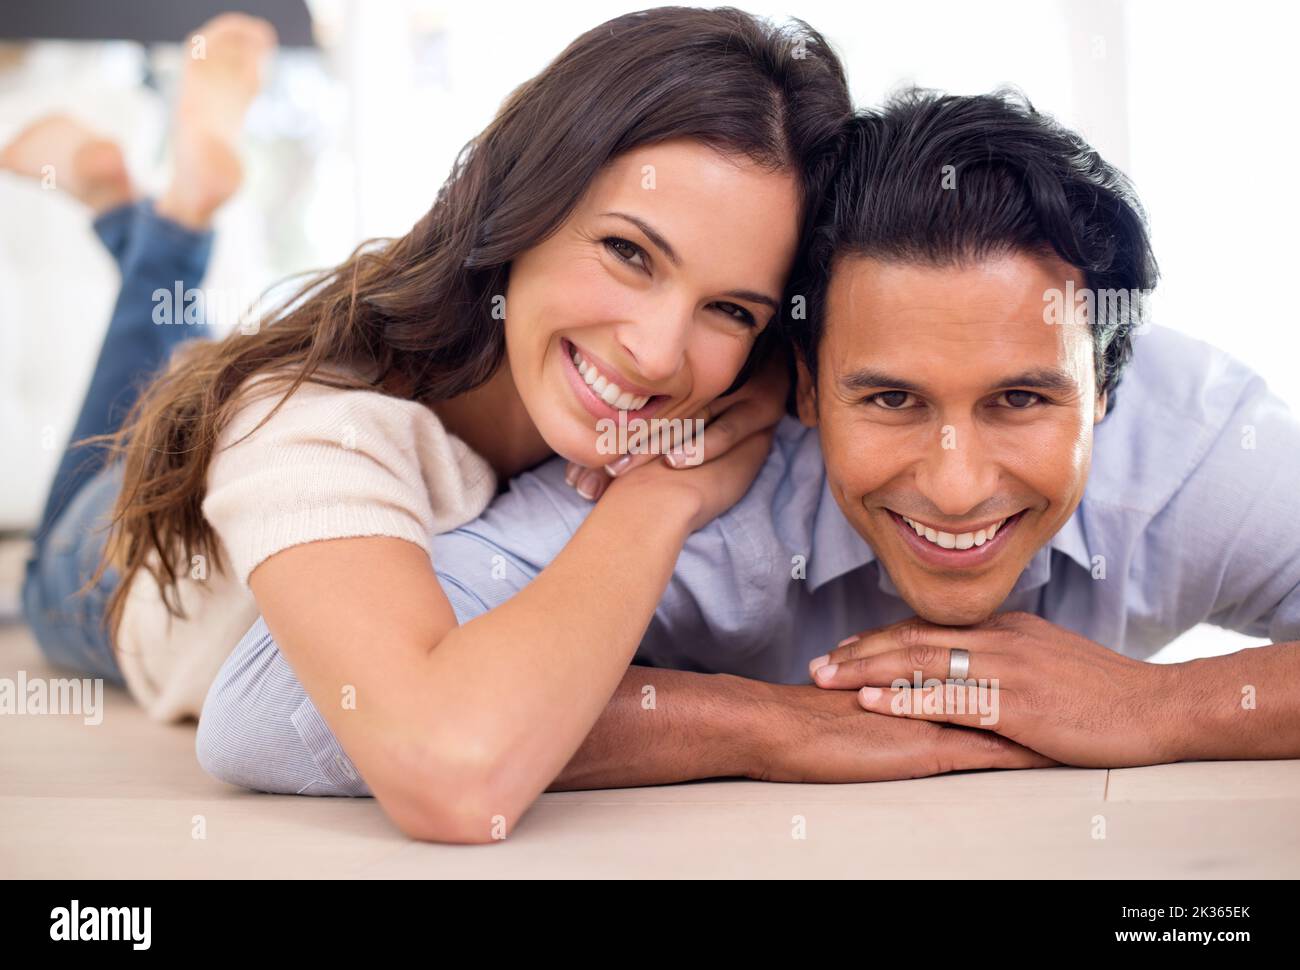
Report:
617,308,692,384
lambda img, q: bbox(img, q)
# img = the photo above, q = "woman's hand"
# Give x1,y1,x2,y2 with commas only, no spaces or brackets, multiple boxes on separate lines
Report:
607,420,775,533
564,350,789,502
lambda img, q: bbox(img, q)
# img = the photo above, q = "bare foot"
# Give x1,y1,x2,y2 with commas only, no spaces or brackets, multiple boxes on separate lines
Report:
155,13,277,230
0,114,133,213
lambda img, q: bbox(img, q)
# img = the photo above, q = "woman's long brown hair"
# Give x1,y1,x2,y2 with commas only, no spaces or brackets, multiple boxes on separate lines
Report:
91,6,853,639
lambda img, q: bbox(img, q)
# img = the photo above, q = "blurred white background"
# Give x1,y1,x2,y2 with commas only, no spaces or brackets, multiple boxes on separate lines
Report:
1,0,1295,655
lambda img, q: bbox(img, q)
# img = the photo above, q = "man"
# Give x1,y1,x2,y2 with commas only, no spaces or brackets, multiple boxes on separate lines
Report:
199,90,1300,799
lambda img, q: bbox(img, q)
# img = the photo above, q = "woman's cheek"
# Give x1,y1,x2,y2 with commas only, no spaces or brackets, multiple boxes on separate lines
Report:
692,327,756,399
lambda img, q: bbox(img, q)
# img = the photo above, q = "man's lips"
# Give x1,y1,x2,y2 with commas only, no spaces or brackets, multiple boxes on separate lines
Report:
886,508,1025,570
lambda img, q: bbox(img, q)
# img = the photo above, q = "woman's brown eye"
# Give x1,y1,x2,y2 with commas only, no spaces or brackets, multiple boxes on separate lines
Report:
604,237,643,265
713,302,756,326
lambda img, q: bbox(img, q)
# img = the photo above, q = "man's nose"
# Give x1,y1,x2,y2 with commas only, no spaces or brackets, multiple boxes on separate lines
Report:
913,423,1001,518
616,303,692,384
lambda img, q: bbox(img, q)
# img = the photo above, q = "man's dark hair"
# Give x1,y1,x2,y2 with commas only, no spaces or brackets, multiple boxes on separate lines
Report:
785,88,1158,411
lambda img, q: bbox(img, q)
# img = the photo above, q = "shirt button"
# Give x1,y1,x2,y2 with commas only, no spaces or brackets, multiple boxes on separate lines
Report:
335,754,358,780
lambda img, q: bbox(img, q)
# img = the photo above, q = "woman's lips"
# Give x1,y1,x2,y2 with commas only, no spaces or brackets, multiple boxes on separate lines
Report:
560,337,669,423
888,509,1025,570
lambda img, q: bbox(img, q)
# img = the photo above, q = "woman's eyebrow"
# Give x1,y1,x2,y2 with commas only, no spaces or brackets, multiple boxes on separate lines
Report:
601,211,780,311
601,211,680,265
723,289,780,312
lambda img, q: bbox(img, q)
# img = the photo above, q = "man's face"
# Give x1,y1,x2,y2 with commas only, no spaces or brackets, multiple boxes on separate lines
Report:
797,251,1106,626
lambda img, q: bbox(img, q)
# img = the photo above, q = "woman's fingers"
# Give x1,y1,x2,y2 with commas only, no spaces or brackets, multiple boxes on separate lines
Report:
565,461,611,501
602,448,658,479
664,393,780,468
603,403,711,478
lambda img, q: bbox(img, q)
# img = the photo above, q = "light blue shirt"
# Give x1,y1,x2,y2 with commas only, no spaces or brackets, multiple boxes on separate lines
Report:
196,325,1300,796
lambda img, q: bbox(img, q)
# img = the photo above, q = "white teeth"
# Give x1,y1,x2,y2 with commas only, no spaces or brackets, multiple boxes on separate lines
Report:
571,346,651,411
902,515,1008,551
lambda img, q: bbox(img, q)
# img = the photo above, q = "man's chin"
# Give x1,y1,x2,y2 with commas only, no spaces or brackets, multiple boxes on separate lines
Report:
897,585,1006,628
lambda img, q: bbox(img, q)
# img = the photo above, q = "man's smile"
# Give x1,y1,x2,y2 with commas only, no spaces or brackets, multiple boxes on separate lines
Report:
885,508,1027,570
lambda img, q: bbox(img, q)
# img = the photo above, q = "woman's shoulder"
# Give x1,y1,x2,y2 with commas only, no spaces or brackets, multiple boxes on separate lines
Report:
218,364,488,468
205,363,498,581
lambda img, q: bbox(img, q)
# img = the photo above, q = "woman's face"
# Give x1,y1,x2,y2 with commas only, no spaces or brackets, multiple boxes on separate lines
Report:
504,138,802,467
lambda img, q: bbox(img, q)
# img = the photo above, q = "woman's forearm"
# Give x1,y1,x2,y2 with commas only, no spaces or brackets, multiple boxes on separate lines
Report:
416,477,701,824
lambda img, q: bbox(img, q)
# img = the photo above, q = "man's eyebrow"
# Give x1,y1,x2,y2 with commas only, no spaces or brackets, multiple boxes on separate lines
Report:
839,367,1080,394
840,369,925,393
601,211,680,265
601,211,780,312
995,368,1081,393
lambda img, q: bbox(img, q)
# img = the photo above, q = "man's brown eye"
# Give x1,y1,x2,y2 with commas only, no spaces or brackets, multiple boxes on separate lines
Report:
875,391,910,409
1004,390,1040,408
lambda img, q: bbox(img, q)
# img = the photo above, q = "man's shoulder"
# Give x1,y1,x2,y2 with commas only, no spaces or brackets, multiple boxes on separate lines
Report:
1086,325,1267,516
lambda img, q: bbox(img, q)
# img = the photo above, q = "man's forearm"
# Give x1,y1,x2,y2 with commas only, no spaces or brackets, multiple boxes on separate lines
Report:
547,666,766,790
1173,640,1300,760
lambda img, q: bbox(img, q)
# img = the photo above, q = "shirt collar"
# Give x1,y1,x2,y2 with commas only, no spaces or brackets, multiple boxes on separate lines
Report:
806,475,1094,595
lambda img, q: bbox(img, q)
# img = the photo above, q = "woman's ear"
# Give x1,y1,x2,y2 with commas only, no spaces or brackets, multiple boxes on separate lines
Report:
794,355,818,427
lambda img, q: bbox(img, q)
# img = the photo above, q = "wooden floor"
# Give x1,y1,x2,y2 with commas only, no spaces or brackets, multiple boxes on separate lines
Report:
2,620,1298,879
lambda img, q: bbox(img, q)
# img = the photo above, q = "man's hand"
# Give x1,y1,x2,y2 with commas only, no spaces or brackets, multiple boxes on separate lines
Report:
808,612,1182,768
747,678,1055,782
549,667,1054,792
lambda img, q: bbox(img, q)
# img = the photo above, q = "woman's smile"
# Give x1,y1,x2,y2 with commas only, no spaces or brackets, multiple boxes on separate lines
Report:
559,337,671,423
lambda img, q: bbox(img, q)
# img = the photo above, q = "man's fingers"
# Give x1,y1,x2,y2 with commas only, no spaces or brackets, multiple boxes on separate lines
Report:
812,646,999,689
857,682,1010,733
811,618,989,675
942,725,1056,771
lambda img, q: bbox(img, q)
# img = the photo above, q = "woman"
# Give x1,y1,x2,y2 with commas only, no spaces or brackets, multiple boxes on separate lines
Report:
19,7,853,842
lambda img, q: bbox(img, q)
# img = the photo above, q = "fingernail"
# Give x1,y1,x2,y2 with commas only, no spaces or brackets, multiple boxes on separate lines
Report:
565,465,579,486
813,663,838,682
837,635,860,648
665,450,684,468
604,455,631,477
576,472,600,500
807,654,829,675
859,686,882,704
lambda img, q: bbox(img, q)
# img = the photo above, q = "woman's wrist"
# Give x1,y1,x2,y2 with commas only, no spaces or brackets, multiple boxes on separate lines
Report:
602,466,706,534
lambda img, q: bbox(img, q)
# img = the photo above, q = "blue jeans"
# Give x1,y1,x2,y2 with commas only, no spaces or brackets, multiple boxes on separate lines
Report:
21,201,214,684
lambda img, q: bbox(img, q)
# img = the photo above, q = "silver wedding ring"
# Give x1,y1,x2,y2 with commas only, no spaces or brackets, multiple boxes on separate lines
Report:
946,648,970,683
